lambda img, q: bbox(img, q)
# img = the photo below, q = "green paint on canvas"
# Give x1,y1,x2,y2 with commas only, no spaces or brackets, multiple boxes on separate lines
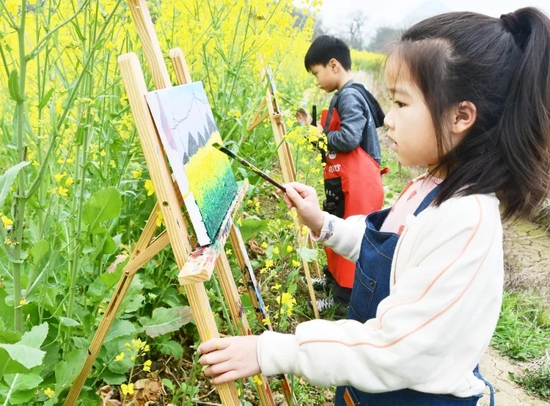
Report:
185,132,237,239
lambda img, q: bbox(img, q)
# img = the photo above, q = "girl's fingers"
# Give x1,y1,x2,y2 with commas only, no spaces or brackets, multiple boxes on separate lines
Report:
207,368,244,385
198,348,232,367
198,338,230,357
203,359,237,378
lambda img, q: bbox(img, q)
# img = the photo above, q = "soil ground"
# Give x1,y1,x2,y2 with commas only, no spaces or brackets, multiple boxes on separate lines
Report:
477,219,550,406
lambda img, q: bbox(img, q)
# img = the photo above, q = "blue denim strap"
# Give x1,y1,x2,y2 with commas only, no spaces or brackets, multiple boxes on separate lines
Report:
474,364,495,406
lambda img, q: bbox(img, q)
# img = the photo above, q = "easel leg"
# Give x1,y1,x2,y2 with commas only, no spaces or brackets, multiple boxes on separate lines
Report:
215,251,276,406
228,224,298,405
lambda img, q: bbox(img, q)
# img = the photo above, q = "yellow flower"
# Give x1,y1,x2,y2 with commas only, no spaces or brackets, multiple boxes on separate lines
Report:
131,338,145,351
261,241,268,249
271,282,281,291
121,383,134,395
100,150,106,157
286,245,293,253
132,170,142,179
53,172,66,182
144,179,155,196
291,259,300,267
264,259,273,268
6,0,18,15
58,186,68,197
301,225,308,235
262,316,271,325
155,210,164,227
1,215,13,228
44,387,55,398
253,374,263,386
65,177,74,187
260,267,268,274
143,359,152,372
226,248,232,255
273,247,279,255
130,355,135,361
115,352,125,361
19,298,26,306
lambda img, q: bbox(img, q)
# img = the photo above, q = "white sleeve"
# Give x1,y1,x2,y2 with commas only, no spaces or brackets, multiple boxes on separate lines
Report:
310,212,365,262
258,196,503,396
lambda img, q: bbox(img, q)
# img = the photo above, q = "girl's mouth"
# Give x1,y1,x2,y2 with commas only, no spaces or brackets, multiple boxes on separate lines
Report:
388,135,398,151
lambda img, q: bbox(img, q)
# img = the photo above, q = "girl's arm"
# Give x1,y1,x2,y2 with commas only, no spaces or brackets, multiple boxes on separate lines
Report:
257,195,503,395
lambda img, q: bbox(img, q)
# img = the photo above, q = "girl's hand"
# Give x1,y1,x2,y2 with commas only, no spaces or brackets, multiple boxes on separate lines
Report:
198,336,261,385
283,182,324,236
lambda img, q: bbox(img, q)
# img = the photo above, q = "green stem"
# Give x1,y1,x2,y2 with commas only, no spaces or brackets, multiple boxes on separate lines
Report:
0,0,18,29
12,0,29,334
26,0,90,60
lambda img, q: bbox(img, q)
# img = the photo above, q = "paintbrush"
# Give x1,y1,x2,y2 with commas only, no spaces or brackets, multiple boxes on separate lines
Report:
212,143,286,193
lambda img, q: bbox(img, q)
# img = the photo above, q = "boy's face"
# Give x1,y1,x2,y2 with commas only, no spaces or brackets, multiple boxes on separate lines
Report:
309,61,339,93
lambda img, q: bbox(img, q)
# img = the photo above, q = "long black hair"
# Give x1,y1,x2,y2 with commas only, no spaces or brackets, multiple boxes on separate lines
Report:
390,8,550,219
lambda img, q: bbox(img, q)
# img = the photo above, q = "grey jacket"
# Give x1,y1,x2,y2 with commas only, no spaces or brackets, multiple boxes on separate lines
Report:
324,80,382,164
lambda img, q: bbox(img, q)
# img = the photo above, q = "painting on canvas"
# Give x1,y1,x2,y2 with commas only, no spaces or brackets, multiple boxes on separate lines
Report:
145,81,238,246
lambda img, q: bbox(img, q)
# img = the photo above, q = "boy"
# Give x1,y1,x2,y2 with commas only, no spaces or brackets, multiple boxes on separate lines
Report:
301,35,385,315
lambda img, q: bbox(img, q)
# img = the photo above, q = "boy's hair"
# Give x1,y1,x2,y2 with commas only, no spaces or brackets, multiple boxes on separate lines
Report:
389,8,550,219
304,35,352,71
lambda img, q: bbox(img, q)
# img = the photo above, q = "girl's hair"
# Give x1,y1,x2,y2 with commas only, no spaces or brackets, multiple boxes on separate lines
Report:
390,8,550,219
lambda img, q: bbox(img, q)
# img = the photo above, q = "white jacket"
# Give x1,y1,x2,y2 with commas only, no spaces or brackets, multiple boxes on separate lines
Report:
257,194,503,397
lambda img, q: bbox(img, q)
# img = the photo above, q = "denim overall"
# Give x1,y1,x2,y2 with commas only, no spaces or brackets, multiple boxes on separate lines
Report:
334,188,495,406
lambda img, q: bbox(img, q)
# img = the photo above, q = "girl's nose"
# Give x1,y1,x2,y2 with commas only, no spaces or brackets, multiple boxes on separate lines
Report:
384,111,394,130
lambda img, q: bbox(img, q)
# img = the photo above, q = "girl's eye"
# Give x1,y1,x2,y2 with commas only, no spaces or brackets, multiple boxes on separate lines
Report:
394,100,405,108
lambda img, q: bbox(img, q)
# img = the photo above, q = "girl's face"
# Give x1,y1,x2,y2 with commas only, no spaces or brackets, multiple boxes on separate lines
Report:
384,58,440,172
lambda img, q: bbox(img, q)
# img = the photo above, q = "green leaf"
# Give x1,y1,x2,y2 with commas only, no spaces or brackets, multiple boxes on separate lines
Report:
0,343,45,371
37,88,55,109
297,247,318,262
3,372,43,392
157,340,184,359
238,218,269,242
100,370,127,385
82,187,121,226
6,388,35,404
0,161,30,208
30,240,50,265
0,289,14,333
8,69,25,102
20,322,48,348
59,317,81,327
104,320,136,343
138,306,193,338
54,348,87,392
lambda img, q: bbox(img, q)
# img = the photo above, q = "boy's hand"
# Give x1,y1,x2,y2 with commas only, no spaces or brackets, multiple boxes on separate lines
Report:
198,336,261,385
283,182,324,236
295,108,311,126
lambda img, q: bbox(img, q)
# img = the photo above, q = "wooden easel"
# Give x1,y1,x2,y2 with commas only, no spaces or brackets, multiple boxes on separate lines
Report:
64,1,296,405
248,68,322,319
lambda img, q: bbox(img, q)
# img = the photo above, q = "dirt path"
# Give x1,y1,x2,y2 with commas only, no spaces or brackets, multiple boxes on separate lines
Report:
477,219,550,406
479,347,548,405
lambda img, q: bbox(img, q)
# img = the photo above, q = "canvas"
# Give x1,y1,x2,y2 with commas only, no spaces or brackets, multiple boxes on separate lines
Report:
145,81,238,246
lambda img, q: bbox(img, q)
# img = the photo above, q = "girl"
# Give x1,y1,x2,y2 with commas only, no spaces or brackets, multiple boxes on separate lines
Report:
198,7,550,405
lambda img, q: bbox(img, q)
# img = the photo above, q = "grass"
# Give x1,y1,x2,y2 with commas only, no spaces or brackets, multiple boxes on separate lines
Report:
492,290,550,400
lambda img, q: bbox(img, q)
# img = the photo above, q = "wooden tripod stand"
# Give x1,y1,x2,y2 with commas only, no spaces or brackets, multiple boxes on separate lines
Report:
64,1,296,404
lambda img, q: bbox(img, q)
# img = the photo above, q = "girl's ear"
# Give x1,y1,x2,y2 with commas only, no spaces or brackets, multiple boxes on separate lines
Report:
451,101,477,135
